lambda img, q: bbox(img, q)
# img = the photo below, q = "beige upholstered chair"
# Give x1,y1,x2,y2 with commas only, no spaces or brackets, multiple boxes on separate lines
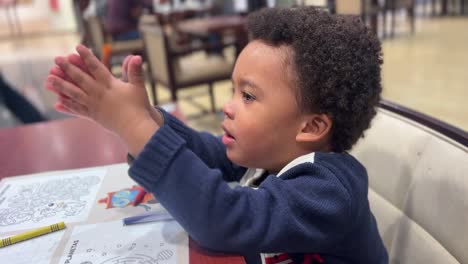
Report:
84,16,144,68
351,100,468,264
140,24,234,113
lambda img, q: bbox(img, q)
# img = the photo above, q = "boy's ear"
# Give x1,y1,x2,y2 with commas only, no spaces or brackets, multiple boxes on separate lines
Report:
296,113,332,143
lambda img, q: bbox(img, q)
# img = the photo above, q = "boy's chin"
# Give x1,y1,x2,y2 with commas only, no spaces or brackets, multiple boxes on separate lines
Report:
227,151,259,169
226,151,246,167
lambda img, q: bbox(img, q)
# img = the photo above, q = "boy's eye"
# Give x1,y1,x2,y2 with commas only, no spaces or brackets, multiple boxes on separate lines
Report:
242,91,255,102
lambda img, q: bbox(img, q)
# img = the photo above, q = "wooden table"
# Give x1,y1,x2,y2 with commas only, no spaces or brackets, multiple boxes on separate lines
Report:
176,15,248,55
0,118,126,179
153,3,215,25
177,15,247,36
0,116,245,264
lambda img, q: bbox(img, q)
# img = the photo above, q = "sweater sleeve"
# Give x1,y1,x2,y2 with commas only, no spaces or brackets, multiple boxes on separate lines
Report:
129,125,353,254
159,109,246,182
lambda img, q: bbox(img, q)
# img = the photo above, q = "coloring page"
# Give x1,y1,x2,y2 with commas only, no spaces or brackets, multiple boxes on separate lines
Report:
0,169,106,232
60,220,188,264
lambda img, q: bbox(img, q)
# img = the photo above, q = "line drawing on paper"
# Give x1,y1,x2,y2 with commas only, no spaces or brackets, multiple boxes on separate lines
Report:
0,169,106,231
60,220,187,264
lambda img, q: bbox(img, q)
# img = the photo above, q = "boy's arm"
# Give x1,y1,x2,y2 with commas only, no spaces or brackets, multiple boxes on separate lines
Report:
156,108,246,181
47,45,244,181
130,125,354,254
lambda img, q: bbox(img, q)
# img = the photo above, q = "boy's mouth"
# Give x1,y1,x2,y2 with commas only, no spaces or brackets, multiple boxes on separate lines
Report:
221,124,236,145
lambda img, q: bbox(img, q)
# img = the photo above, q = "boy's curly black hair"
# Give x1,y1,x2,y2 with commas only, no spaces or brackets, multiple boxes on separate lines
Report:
247,7,383,152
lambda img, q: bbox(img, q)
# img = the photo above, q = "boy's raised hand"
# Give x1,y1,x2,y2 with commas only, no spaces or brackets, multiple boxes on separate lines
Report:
46,45,160,156
47,53,91,118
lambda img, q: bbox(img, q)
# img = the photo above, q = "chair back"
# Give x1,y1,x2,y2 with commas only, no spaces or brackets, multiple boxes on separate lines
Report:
139,14,160,26
140,24,173,87
351,100,468,264
85,16,106,57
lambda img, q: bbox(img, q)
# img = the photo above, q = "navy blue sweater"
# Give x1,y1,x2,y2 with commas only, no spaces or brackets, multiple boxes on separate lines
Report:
129,110,388,264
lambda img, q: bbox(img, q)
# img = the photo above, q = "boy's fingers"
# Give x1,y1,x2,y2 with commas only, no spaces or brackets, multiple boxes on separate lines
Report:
57,96,88,117
45,73,70,99
47,76,88,105
75,44,112,82
68,54,91,76
54,101,79,117
49,66,65,78
46,81,70,99
54,56,94,94
128,56,145,88
49,66,75,84
122,55,133,82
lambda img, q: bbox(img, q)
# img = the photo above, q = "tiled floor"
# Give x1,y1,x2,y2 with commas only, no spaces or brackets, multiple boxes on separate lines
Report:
381,17,468,131
0,15,467,134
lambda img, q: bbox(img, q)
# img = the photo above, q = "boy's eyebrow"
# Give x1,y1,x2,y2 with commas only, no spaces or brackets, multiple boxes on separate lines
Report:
237,77,261,92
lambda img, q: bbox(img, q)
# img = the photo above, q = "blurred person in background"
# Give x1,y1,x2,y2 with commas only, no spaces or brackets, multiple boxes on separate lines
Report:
82,0,108,19
73,0,108,45
0,72,46,124
105,0,153,41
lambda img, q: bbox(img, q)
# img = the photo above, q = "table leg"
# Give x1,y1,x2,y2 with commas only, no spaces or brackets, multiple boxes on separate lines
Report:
441,0,448,15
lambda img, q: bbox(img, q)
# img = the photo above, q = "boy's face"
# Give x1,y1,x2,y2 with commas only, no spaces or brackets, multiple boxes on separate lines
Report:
222,40,306,173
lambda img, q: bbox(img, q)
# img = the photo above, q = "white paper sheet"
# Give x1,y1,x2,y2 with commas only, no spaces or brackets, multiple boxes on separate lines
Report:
0,169,106,232
59,220,188,264
0,228,65,264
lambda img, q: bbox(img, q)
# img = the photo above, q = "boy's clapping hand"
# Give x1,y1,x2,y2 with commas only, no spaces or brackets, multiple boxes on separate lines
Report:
45,44,161,156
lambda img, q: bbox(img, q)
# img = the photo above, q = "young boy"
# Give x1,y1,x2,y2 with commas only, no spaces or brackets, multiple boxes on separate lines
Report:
46,7,388,264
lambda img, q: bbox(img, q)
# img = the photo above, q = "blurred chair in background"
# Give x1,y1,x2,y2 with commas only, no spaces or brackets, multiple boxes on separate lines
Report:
81,1,153,70
84,15,144,72
140,24,234,114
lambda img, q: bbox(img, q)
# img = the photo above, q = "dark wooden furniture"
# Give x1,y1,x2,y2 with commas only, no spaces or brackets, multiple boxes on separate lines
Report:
176,15,248,55
0,116,245,264
153,3,215,25
384,0,415,38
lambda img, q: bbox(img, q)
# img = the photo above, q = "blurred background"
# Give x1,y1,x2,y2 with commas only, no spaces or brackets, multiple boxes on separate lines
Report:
0,0,467,135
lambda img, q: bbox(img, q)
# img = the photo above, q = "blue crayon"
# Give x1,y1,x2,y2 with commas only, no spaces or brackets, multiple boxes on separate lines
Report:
123,210,173,226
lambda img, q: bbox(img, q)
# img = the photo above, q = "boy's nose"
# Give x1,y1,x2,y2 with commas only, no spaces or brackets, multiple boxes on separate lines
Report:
223,101,234,119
